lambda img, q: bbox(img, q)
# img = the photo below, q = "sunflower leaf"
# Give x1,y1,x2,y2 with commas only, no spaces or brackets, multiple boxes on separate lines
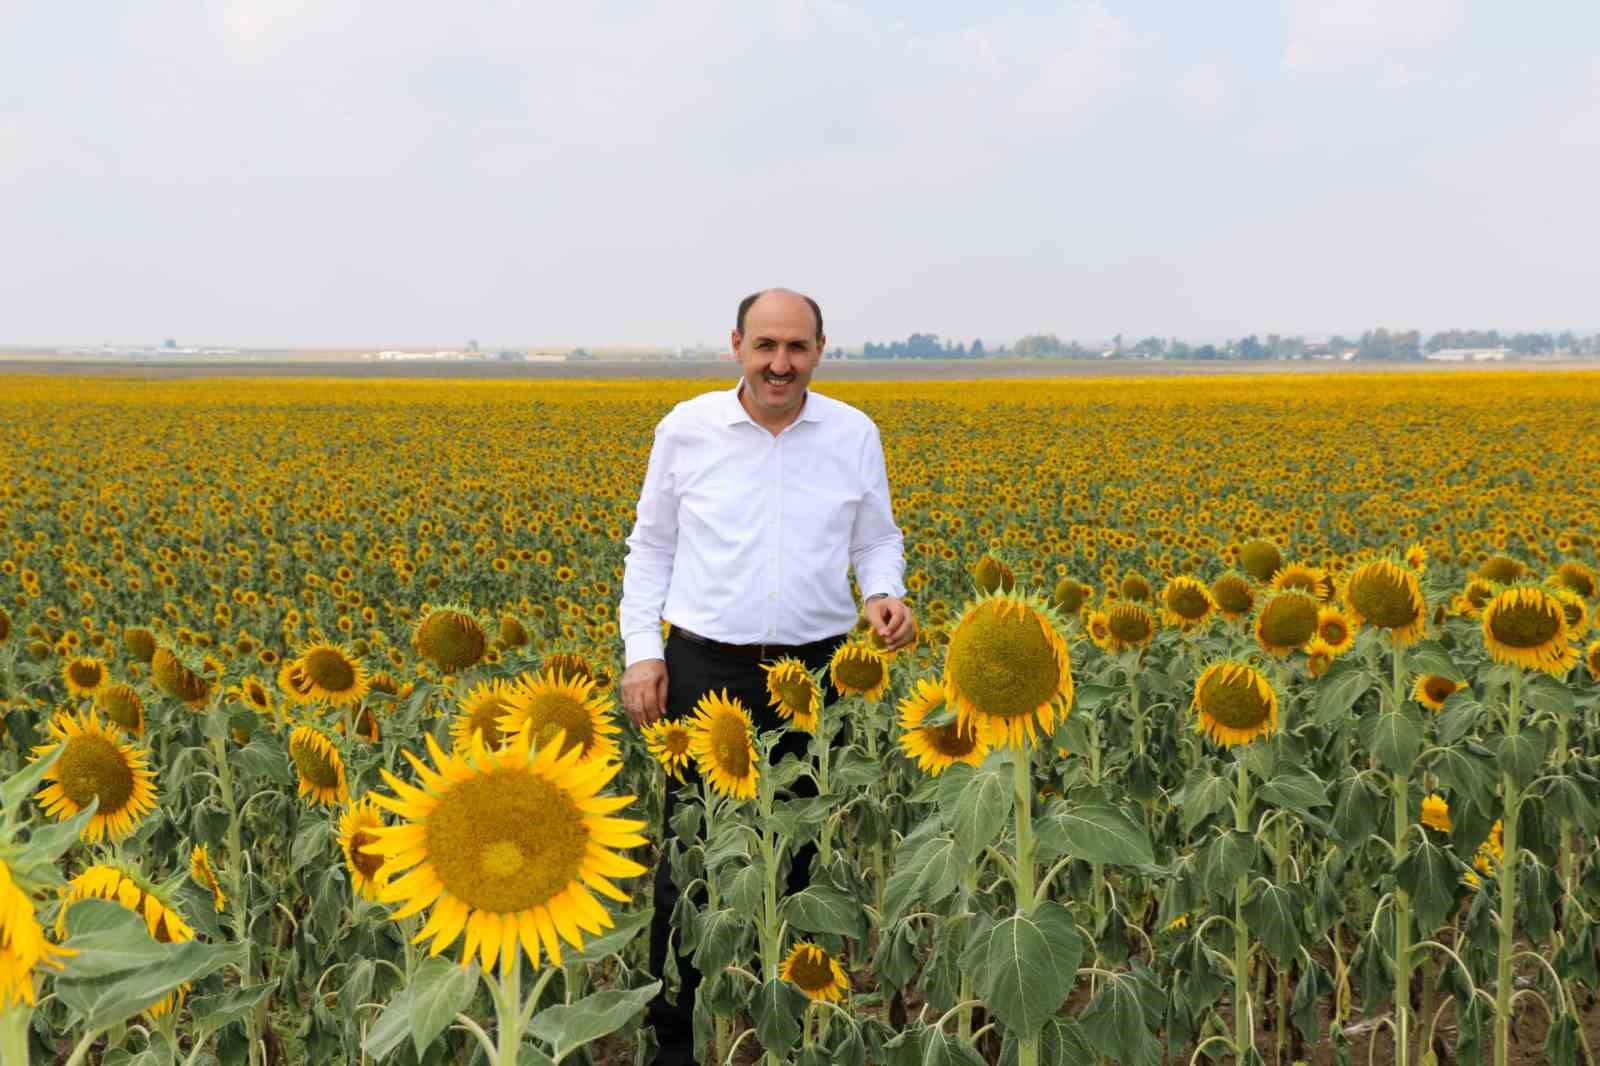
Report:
968,901,1081,1034
188,983,274,1037
1035,801,1155,868
1176,770,1232,834
563,908,653,967
1,743,61,813
750,979,807,1058
1429,745,1496,818
1395,838,1457,933
56,902,240,1030
937,760,1012,866
1491,731,1548,789
1406,642,1462,680
527,981,660,1061
1436,697,1485,746
1242,882,1304,963
782,884,869,941
407,956,478,1057
882,832,963,923
1256,768,1330,815
1312,664,1371,727
21,801,97,864
1362,709,1423,776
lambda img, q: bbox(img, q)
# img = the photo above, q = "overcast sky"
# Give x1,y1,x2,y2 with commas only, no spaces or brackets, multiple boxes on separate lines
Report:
3,1,1597,349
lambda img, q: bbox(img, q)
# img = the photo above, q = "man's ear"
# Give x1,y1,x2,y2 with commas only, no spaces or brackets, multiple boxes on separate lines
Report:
730,330,743,356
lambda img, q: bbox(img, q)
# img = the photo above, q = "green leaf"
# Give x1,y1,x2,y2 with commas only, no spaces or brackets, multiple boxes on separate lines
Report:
1396,838,1457,933
1436,697,1484,747
409,956,478,1057
22,804,96,863
56,902,240,1030
1330,775,1384,847
749,979,806,1058
968,901,1082,1034
1077,969,1157,1066
1198,831,1258,900
782,884,869,941
1546,776,1600,835
188,984,274,1036
921,1029,988,1066
725,862,765,916
1176,770,1232,834
690,909,747,976
1493,731,1548,789
1256,768,1331,815
291,818,332,869
1313,663,1371,726
882,833,963,922
58,899,176,977
1363,709,1423,775
937,760,1013,865
1519,860,1559,943
1242,882,1303,963
1035,802,1154,868
362,977,416,1059
1430,745,1496,817
564,908,654,967
1406,641,1461,680
527,981,660,1061
1525,674,1576,717
0,743,60,813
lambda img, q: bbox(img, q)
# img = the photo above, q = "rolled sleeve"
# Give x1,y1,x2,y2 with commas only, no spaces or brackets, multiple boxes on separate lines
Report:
619,422,678,666
849,423,906,602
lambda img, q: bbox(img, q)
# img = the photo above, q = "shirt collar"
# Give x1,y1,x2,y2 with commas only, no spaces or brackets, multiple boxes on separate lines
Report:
727,377,822,427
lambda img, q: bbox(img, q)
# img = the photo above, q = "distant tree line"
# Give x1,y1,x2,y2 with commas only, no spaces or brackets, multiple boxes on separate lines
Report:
854,329,1599,360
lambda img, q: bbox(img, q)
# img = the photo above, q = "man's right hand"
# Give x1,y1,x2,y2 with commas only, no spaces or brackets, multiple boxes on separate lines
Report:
622,659,669,726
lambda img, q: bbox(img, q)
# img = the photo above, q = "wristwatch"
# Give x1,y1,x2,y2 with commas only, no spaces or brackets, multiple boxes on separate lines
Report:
864,593,888,604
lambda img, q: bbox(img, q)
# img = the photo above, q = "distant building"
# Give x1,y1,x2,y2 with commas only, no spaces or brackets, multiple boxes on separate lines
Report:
1425,348,1509,362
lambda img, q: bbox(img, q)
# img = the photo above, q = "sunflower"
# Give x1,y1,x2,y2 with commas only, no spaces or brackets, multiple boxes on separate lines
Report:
1084,608,1112,646
0,858,72,1008
1100,602,1157,653
151,646,209,706
338,797,389,901
32,710,158,842
56,864,194,1017
1051,577,1089,617
1413,674,1463,712
1550,587,1592,641
1342,558,1427,647
95,683,145,737
276,661,316,705
122,627,157,664
1472,820,1505,880
943,589,1074,748
229,677,275,720
412,607,486,673
1254,590,1320,658
0,607,10,645
364,730,647,971
1192,661,1280,748
1315,606,1357,655
897,675,989,775
62,656,107,699
499,671,620,764
450,679,518,752
1551,561,1597,601
1587,639,1600,683
972,554,1015,595
1237,538,1283,583
293,642,369,707
829,642,891,703
1420,794,1451,834
1270,563,1333,602
1304,638,1335,679
1404,543,1430,573
541,650,596,686
1210,573,1255,621
189,844,226,912
498,615,530,648
1159,576,1216,631
288,724,350,807
780,941,850,1002
641,719,694,781
764,657,822,731
685,690,760,801
1120,571,1153,603
1452,577,1499,619
1480,585,1577,675
1477,555,1527,585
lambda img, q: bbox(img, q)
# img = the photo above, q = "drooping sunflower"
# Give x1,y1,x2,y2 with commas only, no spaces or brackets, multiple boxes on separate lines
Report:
1118,571,1151,603
1413,674,1463,712
829,642,891,703
151,646,209,707
287,724,350,807
896,675,989,775
641,719,694,781
1477,555,1527,585
1159,576,1216,631
1304,638,1335,679
972,554,1015,595
412,607,486,673
764,657,822,731
1420,794,1451,834
293,642,369,708
364,730,648,971
943,589,1074,748
56,864,194,1016
229,676,275,721
62,656,107,699
122,627,157,664
0,858,72,1008
541,650,596,686
779,941,850,1002
1051,577,1089,617
1315,606,1358,656
1102,602,1157,653
338,797,389,901
1192,661,1280,748
1480,585,1577,675
1342,558,1427,647
685,690,760,801
1472,820,1505,880
95,683,145,738
499,615,530,648
1551,561,1597,601
32,710,158,842
499,671,621,764
1452,577,1499,619
1587,639,1600,683
276,661,316,705
1254,590,1320,658
189,844,226,912
1550,587,1592,641
1083,608,1112,646
1210,573,1256,622
1270,563,1334,602
1237,538,1284,583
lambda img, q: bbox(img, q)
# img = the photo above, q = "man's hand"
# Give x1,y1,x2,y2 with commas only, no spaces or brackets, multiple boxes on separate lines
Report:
865,596,916,652
622,659,669,726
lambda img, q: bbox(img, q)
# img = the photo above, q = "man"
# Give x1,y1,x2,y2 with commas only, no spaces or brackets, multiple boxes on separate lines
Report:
619,288,913,1065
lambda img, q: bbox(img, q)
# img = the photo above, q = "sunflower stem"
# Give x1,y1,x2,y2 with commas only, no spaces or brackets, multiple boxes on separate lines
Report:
959,865,977,1043
1391,641,1411,1066
0,1005,29,1066
1233,756,1253,1065
209,723,260,1066
495,948,523,1065
1012,746,1040,1066
816,725,833,867
1495,670,1523,1066
1275,815,1289,1065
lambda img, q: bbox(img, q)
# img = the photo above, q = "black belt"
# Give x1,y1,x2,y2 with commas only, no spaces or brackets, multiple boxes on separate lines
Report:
668,624,847,663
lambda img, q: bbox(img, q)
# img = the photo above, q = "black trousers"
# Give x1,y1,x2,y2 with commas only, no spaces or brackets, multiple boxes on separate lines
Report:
645,629,849,1065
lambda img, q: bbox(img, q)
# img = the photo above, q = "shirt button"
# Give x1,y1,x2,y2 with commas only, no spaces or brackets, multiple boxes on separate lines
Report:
768,592,776,600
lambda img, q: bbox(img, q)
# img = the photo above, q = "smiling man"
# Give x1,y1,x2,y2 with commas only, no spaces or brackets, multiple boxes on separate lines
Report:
619,287,912,1065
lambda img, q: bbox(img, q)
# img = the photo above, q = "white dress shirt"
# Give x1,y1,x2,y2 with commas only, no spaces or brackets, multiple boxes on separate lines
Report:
619,377,906,667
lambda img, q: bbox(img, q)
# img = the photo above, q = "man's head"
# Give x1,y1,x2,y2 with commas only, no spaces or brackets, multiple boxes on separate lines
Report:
732,288,825,424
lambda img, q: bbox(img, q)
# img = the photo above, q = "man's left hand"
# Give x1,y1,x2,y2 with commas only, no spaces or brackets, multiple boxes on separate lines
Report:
866,596,916,652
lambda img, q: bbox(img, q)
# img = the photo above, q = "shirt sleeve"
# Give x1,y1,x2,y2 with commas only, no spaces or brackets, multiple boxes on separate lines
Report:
619,420,678,666
849,422,906,602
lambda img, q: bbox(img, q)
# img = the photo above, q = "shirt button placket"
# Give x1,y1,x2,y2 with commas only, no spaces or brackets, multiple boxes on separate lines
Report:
767,437,780,639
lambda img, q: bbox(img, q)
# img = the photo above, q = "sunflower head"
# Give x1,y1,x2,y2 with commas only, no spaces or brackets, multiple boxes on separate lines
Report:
1084,608,1112,646
32,710,159,842
1480,584,1577,675
338,797,389,901
764,657,822,731
1304,638,1335,679
896,675,989,774
1270,562,1333,603
1210,573,1256,621
189,845,226,912
1238,539,1284,583
541,650,596,686
1586,639,1600,683
1550,587,1592,641
276,661,316,705
500,670,621,764
1420,794,1451,834
364,730,647,972
972,554,1015,595
62,656,107,699
1160,576,1216,631
686,690,760,801
829,642,891,703
294,643,369,707
151,646,210,707
1051,577,1089,617
288,724,350,807
412,608,486,673
498,615,530,648
1454,577,1499,619
780,942,850,1002
122,627,157,664
1193,661,1279,748
1254,590,1320,658
450,679,518,752
1119,572,1153,603
1342,558,1427,646
1477,555,1527,585
642,719,694,781
57,864,193,1016
0,856,74,1008
943,589,1074,749
1315,606,1357,655
1551,561,1597,601
1412,674,1463,712
96,683,146,737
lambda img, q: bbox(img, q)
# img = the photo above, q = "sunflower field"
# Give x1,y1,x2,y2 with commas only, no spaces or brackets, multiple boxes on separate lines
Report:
3,369,1600,1066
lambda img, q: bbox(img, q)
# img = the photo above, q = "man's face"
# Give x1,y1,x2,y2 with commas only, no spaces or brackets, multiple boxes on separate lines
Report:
732,293,824,421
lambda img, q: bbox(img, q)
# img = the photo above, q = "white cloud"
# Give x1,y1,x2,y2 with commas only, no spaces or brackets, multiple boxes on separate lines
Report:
1175,63,1226,120
1284,0,1461,68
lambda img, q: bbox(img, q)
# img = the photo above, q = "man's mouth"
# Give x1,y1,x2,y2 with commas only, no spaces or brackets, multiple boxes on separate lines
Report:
764,372,795,388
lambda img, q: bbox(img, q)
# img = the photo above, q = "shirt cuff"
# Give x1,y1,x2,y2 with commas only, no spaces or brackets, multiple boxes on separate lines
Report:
624,631,665,667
